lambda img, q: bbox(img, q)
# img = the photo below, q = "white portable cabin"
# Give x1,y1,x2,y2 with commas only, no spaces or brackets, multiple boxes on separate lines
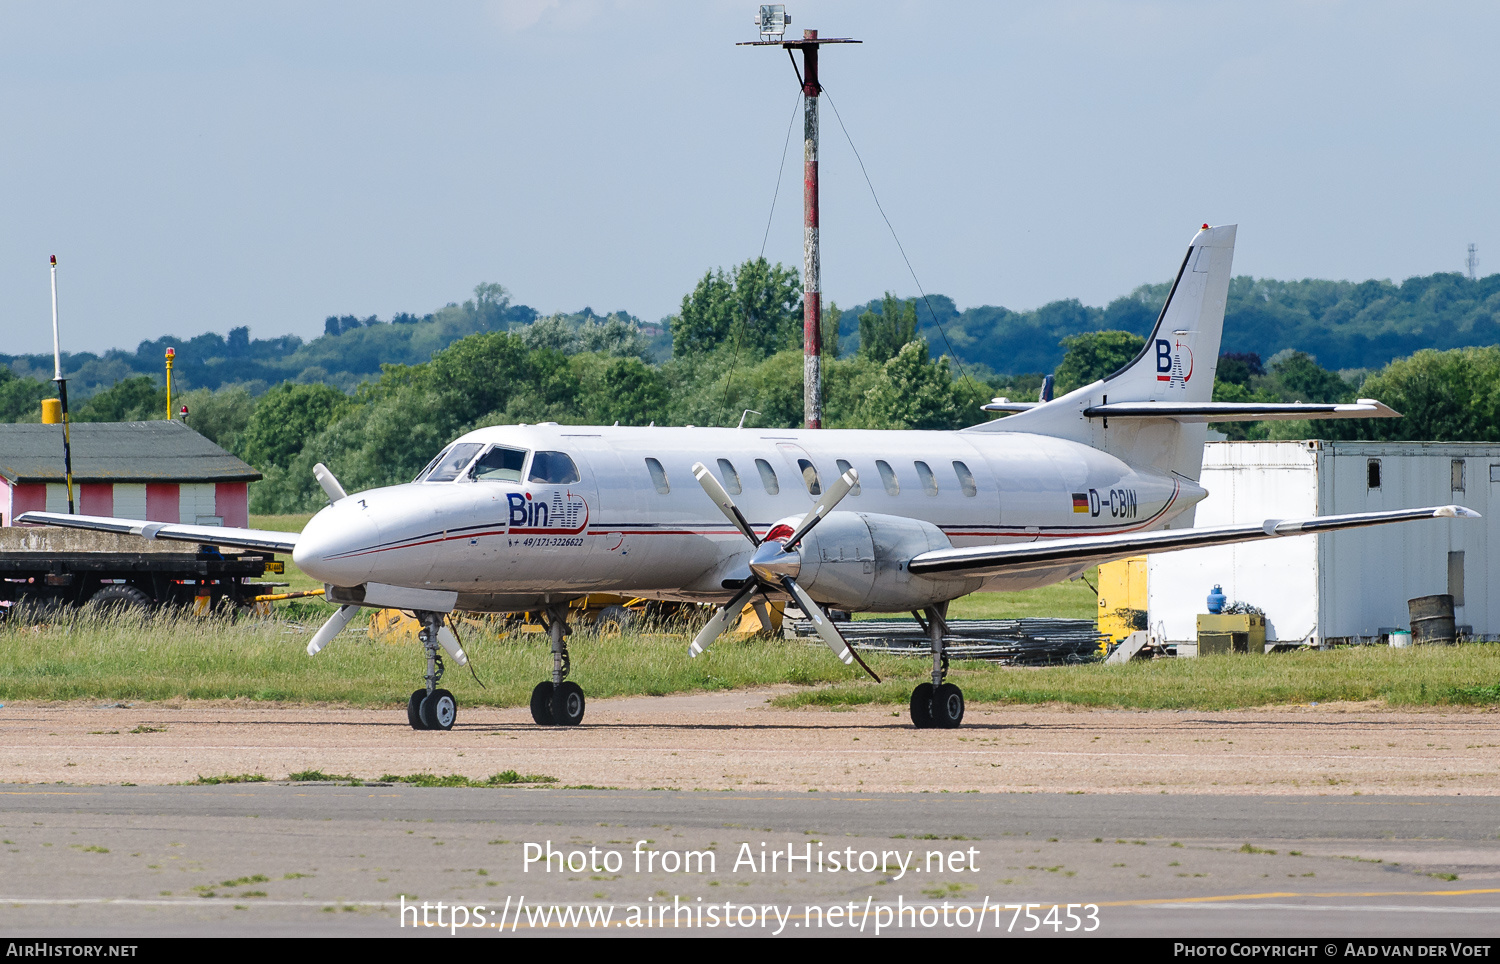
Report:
1148,440,1498,652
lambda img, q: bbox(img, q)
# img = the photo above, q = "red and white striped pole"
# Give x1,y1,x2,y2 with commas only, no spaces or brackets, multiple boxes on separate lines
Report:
740,21,857,430
800,30,822,429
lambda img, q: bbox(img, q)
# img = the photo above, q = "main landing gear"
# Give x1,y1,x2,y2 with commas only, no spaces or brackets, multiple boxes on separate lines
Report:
408,611,458,731
530,605,586,726
909,603,964,729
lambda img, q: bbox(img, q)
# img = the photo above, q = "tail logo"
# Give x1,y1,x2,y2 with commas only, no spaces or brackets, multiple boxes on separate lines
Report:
1154,337,1194,388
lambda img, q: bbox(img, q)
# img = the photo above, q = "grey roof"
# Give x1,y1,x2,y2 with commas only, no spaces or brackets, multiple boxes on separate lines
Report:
0,421,261,485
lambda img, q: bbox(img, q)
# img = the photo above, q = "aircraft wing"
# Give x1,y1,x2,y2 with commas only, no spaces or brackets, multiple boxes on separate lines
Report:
907,505,1478,579
1079,398,1400,423
14,511,298,555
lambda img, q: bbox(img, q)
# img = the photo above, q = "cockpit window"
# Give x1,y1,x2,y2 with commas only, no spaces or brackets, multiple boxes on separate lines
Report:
528,451,582,485
470,445,529,483
420,442,484,482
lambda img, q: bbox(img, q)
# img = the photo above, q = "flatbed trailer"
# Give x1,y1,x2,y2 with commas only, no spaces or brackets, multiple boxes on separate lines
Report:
0,525,283,614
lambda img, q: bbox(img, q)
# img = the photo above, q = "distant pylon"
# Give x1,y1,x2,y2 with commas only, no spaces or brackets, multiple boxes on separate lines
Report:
1466,243,1479,281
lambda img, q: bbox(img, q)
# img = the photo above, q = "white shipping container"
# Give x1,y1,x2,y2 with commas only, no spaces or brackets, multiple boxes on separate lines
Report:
1148,441,1497,651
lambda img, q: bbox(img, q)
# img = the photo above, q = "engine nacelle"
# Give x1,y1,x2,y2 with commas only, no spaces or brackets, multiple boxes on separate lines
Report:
782,511,984,612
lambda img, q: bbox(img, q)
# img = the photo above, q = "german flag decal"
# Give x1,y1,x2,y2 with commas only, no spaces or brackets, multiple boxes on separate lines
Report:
1071,492,1089,513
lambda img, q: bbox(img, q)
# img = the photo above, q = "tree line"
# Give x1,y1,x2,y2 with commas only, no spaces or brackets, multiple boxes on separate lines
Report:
5,257,1500,513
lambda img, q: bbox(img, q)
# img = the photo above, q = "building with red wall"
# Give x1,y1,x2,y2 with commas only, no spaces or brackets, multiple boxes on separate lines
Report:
0,421,260,528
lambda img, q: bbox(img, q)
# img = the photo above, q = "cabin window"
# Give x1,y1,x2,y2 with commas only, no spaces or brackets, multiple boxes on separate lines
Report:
915,460,939,496
797,458,822,496
422,442,484,482
876,460,899,496
470,445,528,483
953,460,978,497
1367,459,1382,489
836,459,861,495
645,457,670,494
528,451,581,485
717,458,742,496
1452,459,1466,492
755,458,780,495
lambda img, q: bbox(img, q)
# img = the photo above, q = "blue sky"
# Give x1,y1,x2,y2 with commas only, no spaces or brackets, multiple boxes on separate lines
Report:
3,1,1497,356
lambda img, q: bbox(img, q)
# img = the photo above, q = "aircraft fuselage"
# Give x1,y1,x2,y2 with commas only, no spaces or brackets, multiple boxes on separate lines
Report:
293,423,1206,613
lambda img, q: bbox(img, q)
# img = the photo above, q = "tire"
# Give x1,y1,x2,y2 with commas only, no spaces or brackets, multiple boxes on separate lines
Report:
530,681,556,725
86,584,155,617
550,681,585,727
909,683,935,729
408,689,429,730
420,689,457,731
593,605,635,636
932,683,965,729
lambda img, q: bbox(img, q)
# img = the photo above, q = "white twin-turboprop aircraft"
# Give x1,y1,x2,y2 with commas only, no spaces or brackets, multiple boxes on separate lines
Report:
23,224,1479,730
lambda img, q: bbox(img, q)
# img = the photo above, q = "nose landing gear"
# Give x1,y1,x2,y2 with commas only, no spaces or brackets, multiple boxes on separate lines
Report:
408,612,457,731
530,605,586,726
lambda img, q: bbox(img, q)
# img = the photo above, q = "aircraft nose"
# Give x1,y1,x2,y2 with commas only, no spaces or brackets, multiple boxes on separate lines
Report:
293,503,381,587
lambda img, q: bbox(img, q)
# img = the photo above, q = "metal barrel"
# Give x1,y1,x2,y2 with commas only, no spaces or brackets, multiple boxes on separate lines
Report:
1408,594,1456,645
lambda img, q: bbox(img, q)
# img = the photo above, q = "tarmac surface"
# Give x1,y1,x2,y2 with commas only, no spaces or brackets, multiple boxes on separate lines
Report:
0,692,1497,937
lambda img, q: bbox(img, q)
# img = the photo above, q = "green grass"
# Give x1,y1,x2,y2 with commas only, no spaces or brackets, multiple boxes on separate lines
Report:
3,606,1496,711
0,608,880,706
185,773,268,785
772,643,1500,711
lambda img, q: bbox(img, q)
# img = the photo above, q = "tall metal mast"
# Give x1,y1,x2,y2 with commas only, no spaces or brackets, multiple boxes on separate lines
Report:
49,255,77,514
742,7,858,429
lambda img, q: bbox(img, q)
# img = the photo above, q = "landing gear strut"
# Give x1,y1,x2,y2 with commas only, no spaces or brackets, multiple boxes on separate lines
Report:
408,611,457,731
531,605,586,726
910,603,964,728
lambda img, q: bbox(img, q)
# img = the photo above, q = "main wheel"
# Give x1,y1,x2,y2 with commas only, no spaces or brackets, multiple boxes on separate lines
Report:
407,689,429,730
932,683,965,728
909,683,935,729
530,681,556,725
420,688,457,731
550,681,585,726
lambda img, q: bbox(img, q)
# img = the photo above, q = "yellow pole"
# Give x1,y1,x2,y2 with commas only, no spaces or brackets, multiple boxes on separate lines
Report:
165,347,174,419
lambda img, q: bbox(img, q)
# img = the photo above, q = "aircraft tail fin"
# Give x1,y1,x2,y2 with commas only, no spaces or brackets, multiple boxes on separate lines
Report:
965,224,1237,483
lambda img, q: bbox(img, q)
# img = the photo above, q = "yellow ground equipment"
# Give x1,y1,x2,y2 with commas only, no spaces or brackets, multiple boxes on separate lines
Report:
1196,613,1267,655
1096,555,1148,645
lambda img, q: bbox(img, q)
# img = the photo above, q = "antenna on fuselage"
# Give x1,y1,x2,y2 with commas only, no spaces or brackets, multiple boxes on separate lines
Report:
737,409,761,429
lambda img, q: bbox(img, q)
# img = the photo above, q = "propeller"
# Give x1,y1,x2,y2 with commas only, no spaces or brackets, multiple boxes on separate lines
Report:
314,462,347,503
307,603,358,656
689,462,878,680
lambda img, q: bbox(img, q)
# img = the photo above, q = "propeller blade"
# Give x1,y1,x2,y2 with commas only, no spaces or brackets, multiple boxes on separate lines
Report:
307,604,358,655
779,577,880,681
784,467,859,550
313,462,347,503
688,582,758,657
779,576,852,665
435,624,469,667
692,462,760,546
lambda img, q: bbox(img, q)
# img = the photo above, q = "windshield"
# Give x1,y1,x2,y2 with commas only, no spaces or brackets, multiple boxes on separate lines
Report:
470,445,529,483
420,442,484,482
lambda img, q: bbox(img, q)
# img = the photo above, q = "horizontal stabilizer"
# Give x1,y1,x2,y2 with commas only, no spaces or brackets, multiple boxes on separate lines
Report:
1080,398,1401,423
907,504,1479,579
981,398,1040,413
15,511,296,555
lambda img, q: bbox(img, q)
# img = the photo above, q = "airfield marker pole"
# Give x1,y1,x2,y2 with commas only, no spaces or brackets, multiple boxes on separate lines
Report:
48,256,76,515
800,31,822,429
740,20,859,429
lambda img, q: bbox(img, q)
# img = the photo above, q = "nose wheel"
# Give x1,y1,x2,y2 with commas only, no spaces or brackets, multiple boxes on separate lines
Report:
408,614,459,731
529,606,587,726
